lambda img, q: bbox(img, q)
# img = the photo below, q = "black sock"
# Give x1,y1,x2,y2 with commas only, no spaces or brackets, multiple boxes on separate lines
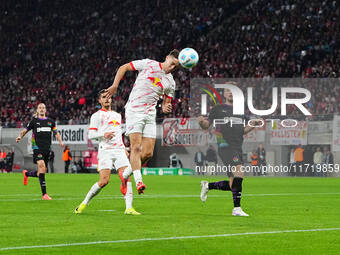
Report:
26,171,38,177
39,174,47,195
231,177,243,207
208,180,231,191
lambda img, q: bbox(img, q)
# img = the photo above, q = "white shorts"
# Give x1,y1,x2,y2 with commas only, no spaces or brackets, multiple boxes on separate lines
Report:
97,148,130,171
125,109,156,138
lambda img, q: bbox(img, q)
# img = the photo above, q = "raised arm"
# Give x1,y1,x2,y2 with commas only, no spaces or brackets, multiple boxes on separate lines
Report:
244,119,263,135
104,63,134,98
197,116,211,130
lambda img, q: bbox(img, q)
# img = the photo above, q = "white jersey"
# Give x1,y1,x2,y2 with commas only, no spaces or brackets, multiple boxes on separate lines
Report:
126,58,176,115
88,109,124,150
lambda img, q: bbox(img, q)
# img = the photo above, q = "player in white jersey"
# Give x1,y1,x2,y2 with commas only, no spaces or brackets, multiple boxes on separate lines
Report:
104,50,179,194
74,90,140,215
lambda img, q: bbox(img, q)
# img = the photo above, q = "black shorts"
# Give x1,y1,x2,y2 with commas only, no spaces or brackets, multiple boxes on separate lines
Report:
0,161,4,169
33,149,50,165
218,146,243,167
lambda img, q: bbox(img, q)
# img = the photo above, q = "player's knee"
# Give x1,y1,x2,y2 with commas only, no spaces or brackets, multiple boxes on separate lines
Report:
99,178,109,187
37,162,46,172
142,150,153,161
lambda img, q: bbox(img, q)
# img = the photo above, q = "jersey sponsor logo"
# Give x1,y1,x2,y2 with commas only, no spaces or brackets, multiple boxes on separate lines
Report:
108,120,120,127
37,127,51,132
147,77,163,89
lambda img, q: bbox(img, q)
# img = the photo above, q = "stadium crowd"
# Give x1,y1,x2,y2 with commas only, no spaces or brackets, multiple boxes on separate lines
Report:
0,0,339,127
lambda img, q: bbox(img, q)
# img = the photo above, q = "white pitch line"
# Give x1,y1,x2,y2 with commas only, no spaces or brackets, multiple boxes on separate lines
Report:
1,192,340,202
1,227,340,251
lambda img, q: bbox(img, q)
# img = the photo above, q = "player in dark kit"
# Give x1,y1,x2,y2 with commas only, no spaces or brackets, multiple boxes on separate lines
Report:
16,103,64,200
198,86,261,216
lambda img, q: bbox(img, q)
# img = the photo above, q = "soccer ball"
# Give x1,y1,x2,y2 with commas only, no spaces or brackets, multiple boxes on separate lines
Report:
178,48,199,69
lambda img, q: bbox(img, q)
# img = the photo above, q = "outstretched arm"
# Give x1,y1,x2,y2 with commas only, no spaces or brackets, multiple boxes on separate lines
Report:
104,63,134,98
16,129,29,143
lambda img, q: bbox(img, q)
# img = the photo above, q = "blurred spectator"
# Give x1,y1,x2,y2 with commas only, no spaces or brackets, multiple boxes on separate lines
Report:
5,149,14,173
289,148,295,176
0,148,6,173
294,145,304,176
63,146,72,173
257,143,266,175
194,149,205,175
73,156,85,173
322,147,334,177
313,147,323,176
251,150,259,176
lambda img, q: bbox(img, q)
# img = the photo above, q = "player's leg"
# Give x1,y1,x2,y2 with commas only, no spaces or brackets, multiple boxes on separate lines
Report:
229,164,248,216
141,137,156,165
118,167,141,215
36,159,51,200
200,147,232,202
128,133,146,194
23,150,40,184
75,169,110,214
115,150,141,215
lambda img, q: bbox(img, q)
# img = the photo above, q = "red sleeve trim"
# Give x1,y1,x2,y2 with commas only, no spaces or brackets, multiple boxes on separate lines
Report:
159,62,163,70
164,94,172,100
89,128,98,130
130,62,136,71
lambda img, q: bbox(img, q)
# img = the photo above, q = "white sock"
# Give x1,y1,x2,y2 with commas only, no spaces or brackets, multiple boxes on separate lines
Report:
82,182,101,205
123,166,133,179
133,170,142,184
124,181,133,210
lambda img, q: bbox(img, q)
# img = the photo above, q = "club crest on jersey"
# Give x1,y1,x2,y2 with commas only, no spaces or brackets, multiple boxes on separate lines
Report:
147,77,163,88
108,120,120,127
232,156,239,163
47,122,52,126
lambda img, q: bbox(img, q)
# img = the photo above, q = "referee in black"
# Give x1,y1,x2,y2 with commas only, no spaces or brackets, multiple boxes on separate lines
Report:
16,103,64,200
198,85,261,216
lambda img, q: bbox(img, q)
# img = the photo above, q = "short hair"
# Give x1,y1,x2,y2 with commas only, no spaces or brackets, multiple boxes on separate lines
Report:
168,49,179,59
97,89,106,99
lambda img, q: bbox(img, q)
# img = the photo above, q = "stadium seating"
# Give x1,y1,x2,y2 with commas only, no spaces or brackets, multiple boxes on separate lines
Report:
0,0,339,127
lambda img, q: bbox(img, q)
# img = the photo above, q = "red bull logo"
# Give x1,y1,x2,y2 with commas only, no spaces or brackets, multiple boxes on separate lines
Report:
108,120,120,127
148,77,163,88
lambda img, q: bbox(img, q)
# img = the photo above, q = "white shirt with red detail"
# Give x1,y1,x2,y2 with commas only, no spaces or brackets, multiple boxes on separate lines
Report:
126,58,176,115
88,109,125,150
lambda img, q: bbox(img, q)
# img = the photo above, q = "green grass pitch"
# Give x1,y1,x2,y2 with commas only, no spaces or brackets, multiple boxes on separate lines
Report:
1,174,340,255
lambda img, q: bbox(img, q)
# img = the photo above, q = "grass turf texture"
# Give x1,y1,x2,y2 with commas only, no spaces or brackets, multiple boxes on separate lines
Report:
0,174,340,255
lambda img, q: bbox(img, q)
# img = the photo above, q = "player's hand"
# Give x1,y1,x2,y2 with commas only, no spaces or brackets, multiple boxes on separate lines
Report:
60,142,65,148
104,132,115,140
197,116,207,123
251,119,265,127
16,136,21,143
162,103,172,114
103,86,117,98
